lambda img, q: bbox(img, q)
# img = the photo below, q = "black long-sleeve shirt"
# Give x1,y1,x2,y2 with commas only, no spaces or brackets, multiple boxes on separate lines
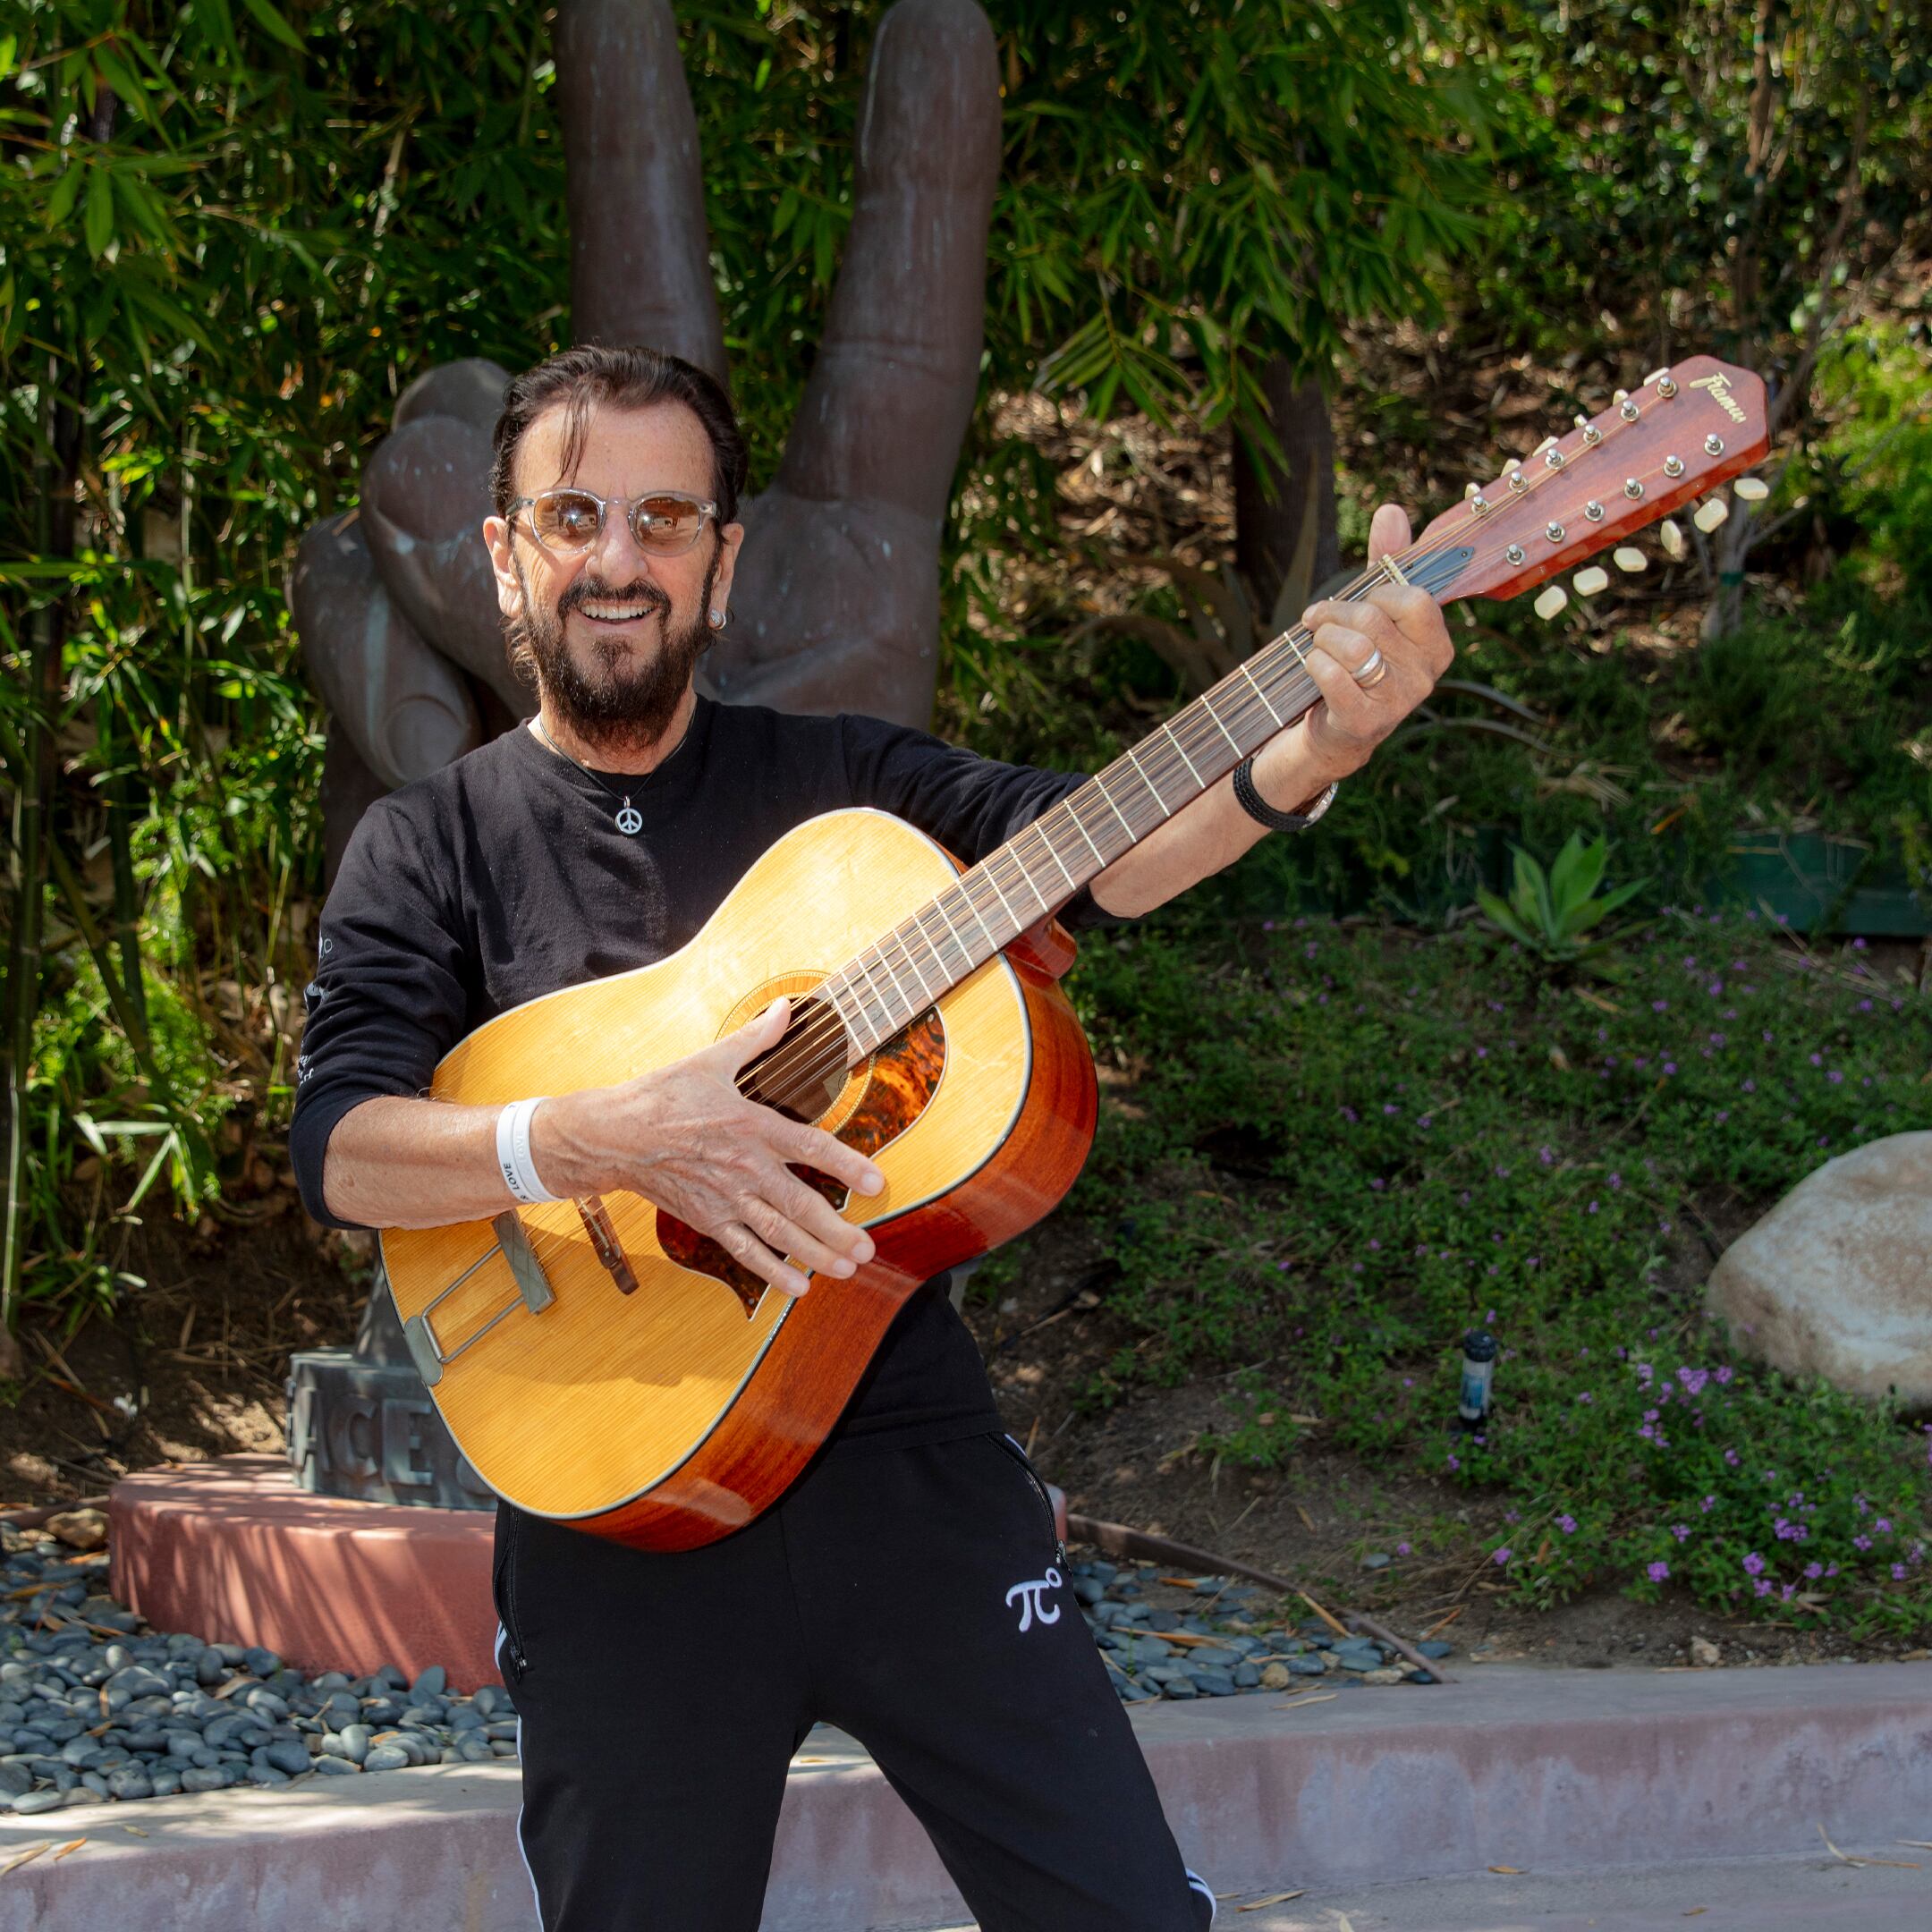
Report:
290,697,1116,1448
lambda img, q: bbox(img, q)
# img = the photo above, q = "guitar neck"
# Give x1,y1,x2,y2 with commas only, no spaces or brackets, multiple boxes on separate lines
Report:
817,351,1768,1065
818,543,1477,1060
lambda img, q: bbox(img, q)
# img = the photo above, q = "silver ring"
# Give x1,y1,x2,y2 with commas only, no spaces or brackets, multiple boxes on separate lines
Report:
1351,648,1388,688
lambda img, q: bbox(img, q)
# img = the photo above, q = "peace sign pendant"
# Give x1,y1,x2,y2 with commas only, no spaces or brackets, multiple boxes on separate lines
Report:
615,801,643,835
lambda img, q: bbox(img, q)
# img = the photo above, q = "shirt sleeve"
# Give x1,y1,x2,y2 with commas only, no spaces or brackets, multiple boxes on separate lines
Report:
834,713,1136,934
288,793,474,1230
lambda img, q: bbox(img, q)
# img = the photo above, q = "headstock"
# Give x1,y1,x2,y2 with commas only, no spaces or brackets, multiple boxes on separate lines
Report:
1404,355,1770,611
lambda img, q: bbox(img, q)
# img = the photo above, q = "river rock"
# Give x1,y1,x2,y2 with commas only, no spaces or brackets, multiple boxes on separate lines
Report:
45,1509,108,1553
1706,1132,1932,1411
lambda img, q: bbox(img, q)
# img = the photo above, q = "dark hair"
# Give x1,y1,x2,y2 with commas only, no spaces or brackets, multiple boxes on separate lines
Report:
488,345,750,527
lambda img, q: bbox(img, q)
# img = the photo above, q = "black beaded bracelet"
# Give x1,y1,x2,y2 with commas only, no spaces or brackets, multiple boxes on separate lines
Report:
1232,757,1338,834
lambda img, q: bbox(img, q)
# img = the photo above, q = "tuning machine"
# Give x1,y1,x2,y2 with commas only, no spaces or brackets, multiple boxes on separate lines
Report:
1659,519,1687,561
1693,498,1730,533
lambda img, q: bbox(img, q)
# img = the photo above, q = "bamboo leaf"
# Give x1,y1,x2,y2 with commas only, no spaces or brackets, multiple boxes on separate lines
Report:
83,165,114,258
240,0,308,54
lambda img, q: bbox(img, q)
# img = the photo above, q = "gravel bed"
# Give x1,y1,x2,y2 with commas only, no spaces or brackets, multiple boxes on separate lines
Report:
1,1517,517,1817
1,1515,1456,1817
1069,1559,1457,1702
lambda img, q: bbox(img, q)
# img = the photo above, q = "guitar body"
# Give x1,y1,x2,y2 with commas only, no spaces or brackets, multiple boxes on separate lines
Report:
381,808,1097,1551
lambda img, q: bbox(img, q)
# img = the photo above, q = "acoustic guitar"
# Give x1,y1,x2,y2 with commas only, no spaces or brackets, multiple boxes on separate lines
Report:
383,355,1768,1550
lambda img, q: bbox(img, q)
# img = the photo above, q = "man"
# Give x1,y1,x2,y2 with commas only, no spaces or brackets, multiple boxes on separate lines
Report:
292,344,1453,1929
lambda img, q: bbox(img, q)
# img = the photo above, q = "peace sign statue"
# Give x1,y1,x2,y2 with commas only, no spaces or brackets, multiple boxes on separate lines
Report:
290,0,1002,874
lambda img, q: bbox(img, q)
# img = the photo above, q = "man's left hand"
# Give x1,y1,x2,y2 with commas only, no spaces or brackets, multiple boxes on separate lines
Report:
1250,502,1455,805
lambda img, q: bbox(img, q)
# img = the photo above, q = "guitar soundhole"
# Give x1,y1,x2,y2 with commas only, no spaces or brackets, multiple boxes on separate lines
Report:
739,996,847,1122
658,1006,947,1315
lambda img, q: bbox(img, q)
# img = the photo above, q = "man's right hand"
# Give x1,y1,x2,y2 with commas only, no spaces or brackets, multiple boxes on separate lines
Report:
533,999,883,1300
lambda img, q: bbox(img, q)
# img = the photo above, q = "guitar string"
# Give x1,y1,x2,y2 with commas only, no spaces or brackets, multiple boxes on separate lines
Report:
487,410,1706,1301
743,402,1678,1108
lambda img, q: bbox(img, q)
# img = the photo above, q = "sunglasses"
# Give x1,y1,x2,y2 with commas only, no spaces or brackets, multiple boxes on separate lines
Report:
509,487,719,558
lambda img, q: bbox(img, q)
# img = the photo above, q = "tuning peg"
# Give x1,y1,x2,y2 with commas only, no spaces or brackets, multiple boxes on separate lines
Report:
1574,566,1609,597
1693,497,1730,533
1733,477,1769,501
1534,584,1569,620
1574,412,1602,446
1659,519,1687,560
1465,481,1481,499
1613,547,1648,573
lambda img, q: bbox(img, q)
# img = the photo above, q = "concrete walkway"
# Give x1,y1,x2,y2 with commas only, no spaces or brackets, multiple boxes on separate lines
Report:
1175,1852,1932,1930
1,1663,1927,1929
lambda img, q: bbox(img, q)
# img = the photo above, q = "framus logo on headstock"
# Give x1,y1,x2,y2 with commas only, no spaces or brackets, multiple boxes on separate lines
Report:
1691,373,1748,423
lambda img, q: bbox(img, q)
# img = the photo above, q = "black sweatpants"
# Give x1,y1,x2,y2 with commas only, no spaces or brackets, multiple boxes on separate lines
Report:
492,1430,1216,1930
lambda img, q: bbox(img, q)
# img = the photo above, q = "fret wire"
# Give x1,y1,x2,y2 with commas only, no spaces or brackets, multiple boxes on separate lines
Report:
1033,814,1081,893
909,906,955,983
855,947,908,1035
911,903,955,986
982,867,1023,933
1123,746,1171,817
1061,793,1109,869
953,875,1001,954
1092,772,1136,841
821,973,876,1054
1001,839,1055,918
1201,689,1244,756
1162,722,1204,787
1238,659,1284,728
843,971,888,1054
933,889,977,964
895,924,936,1002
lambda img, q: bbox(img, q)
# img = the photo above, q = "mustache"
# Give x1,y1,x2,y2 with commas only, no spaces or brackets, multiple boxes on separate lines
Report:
557,574,672,620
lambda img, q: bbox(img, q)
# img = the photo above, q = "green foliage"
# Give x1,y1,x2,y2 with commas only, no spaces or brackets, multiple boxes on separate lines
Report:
1476,832,1648,967
1053,907,1932,1626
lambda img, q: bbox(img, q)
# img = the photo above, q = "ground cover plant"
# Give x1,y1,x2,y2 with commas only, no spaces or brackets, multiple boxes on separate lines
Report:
980,897,1932,1635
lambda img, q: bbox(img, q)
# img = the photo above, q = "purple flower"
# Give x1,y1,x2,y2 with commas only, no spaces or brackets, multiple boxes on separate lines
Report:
1493,1546,1513,1566
1894,1564,1909,1581
1804,1563,1823,1580
1700,1495,1716,1513
1556,1514,1578,1534
1742,1552,1766,1576
1876,1518,1893,1533
1648,1561,1670,1583
1396,1541,1411,1555
1672,1523,1690,1542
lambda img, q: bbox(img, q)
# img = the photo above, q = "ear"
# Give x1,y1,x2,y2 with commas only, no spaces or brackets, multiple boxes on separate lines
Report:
710,521,745,615
484,515,524,623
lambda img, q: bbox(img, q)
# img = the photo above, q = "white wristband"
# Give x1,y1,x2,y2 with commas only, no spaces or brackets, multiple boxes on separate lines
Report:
496,1097,562,1206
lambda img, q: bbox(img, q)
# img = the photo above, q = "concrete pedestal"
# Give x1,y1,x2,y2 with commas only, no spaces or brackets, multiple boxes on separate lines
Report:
109,1456,500,1690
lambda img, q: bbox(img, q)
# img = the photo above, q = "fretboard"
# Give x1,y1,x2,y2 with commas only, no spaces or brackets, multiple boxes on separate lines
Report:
820,542,1473,1060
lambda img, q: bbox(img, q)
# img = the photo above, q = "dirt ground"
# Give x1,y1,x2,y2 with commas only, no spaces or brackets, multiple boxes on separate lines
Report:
4,1186,1923,1675
959,1194,1930,1675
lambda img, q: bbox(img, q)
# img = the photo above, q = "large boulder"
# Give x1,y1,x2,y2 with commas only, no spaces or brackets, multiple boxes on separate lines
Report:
1706,1131,1932,1412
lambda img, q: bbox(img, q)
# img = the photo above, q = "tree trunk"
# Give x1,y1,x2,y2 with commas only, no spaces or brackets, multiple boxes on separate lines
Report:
1233,358,1340,635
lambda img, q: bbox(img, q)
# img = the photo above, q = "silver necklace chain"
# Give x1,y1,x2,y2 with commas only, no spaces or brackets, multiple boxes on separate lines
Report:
530,718,675,835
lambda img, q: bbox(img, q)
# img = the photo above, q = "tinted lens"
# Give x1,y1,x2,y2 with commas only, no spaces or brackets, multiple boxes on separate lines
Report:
630,495,707,555
529,490,604,551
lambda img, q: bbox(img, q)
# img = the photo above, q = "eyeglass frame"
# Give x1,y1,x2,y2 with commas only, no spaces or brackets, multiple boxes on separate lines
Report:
506,487,724,560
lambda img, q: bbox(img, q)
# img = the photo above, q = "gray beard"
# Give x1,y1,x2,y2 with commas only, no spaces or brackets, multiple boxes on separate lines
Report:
509,557,716,759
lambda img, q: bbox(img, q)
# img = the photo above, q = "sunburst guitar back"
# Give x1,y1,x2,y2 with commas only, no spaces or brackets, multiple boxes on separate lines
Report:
381,808,1098,1551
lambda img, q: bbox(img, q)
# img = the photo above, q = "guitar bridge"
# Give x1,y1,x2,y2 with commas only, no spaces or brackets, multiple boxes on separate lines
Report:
402,1208,558,1388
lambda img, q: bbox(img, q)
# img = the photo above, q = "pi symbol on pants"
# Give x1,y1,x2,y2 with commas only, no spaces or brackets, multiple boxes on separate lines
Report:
1004,1566,1063,1632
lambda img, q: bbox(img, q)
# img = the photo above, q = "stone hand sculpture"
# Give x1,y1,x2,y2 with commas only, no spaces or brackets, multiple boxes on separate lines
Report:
290,0,1001,870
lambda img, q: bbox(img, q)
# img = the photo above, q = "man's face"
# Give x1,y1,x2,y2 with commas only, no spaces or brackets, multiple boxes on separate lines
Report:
483,398,743,756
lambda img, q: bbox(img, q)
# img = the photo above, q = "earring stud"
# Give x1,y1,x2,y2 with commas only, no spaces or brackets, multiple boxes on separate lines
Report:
708,608,724,629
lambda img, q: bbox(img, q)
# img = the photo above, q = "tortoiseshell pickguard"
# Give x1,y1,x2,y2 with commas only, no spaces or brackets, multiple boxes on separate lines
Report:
658,1007,947,1315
